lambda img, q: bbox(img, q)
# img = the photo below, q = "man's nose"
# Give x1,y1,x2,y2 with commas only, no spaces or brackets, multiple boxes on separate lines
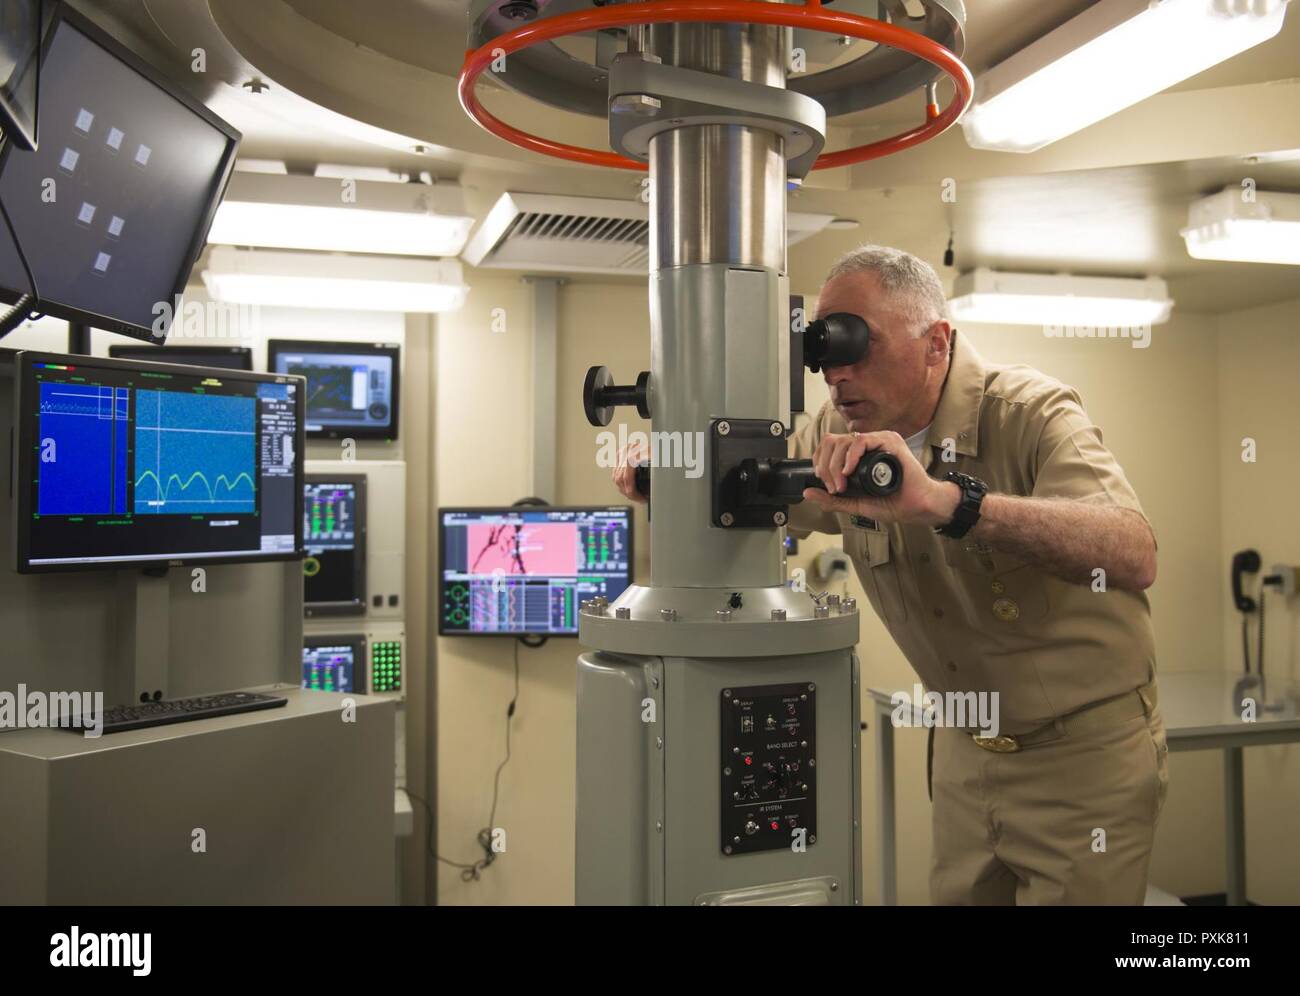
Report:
823,364,853,386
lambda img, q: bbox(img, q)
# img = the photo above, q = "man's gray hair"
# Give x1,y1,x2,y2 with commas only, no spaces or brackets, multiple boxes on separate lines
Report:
825,244,949,334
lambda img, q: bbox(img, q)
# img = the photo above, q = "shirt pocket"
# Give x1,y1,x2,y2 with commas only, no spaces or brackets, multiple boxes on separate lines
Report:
941,540,1049,626
844,526,909,624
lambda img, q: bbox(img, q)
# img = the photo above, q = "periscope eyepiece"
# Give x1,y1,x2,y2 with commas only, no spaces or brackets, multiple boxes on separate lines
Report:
803,312,869,373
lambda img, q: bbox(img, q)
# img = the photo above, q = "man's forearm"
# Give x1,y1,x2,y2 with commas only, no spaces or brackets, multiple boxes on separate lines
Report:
932,484,1157,591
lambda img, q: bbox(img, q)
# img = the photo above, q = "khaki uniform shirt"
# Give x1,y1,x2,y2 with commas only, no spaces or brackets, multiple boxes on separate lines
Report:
788,332,1156,734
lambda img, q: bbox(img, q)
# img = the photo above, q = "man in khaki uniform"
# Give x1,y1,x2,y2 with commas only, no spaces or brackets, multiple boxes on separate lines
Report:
615,245,1170,905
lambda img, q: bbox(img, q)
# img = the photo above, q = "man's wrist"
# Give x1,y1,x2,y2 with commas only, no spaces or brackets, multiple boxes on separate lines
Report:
925,480,963,527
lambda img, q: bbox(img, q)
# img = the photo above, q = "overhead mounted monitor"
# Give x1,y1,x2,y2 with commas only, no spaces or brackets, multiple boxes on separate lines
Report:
0,0,42,151
266,339,400,441
438,506,633,637
0,4,240,341
108,344,253,371
303,474,366,616
13,349,304,572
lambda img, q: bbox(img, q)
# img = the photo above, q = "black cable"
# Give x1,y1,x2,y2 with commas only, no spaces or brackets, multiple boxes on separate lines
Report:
1257,584,1265,680
424,636,525,883
0,188,40,340
1241,612,1251,674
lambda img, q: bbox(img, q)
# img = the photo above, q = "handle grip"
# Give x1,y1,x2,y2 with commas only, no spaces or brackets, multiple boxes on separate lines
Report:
742,450,903,502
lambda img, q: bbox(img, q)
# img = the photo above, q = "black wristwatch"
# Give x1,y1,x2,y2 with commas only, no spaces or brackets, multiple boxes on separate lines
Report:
936,471,987,539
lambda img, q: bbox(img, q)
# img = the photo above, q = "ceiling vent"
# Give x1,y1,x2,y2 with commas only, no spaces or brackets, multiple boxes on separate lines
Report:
463,192,835,275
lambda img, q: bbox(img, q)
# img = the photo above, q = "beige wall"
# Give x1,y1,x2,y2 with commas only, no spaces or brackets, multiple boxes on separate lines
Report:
1215,295,1300,906
432,275,648,905
428,270,1299,905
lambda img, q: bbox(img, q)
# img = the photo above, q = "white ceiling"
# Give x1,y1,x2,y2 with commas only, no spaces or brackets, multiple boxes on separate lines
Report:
75,0,1300,313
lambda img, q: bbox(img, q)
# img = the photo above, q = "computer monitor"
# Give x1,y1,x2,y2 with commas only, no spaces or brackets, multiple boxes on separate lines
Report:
266,340,400,441
303,474,366,616
0,0,42,151
302,636,364,694
108,344,253,371
438,506,633,637
0,4,240,341
13,349,304,572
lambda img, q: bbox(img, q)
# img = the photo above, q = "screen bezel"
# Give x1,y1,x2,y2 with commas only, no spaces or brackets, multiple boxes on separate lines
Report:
303,472,367,617
265,339,401,441
107,344,254,371
0,3,242,342
13,348,306,573
301,633,366,695
0,0,42,152
437,504,635,639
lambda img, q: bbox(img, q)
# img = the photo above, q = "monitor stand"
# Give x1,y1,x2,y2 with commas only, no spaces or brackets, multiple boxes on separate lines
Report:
67,321,91,355
109,569,171,706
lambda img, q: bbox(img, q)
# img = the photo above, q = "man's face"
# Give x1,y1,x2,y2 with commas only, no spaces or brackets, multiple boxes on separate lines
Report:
815,271,937,433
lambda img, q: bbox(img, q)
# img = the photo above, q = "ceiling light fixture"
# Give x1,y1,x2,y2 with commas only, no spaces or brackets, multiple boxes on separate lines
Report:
208,172,475,256
962,0,1290,153
948,268,1174,326
202,247,469,312
1182,187,1300,264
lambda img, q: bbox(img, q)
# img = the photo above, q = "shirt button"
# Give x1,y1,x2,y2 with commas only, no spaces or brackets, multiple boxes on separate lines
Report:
933,607,944,619
991,580,1005,594
992,598,1020,622
947,661,957,672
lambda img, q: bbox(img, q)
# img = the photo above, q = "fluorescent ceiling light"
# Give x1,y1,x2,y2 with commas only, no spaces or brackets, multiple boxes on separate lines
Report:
202,247,469,313
948,269,1173,326
314,163,410,183
208,172,475,256
234,159,289,175
1182,187,1300,264
962,0,1290,153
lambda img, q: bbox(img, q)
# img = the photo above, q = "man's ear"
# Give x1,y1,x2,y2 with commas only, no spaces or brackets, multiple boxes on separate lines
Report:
925,321,952,366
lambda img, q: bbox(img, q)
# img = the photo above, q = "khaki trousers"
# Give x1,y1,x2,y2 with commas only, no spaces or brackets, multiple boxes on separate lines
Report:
929,701,1170,905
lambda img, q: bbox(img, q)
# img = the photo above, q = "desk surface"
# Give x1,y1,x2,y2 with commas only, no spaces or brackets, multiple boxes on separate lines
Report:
0,685,391,760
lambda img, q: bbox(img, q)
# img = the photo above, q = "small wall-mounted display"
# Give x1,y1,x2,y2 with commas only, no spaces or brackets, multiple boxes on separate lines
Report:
301,636,364,694
266,340,400,441
303,474,366,616
439,506,633,637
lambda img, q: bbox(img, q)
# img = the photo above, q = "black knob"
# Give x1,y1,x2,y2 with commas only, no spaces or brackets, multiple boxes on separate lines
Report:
583,366,650,427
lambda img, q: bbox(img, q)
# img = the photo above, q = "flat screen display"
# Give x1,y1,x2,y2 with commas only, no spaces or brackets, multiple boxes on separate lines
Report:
108,344,253,371
302,637,363,694
438,506,633,637
266,340,400,440
14,349,304,572
0,5,240,340
303,475,365,615
0,0,42,151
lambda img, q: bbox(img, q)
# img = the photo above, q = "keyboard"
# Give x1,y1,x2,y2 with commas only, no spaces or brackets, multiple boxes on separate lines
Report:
80,691,288,734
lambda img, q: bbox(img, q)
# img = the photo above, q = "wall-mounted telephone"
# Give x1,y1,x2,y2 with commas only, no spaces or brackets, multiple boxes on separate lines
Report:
1231,549,1262,613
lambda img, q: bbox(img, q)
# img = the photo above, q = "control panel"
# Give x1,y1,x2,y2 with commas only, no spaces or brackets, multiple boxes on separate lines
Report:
721,682,816,856
370,639,403,694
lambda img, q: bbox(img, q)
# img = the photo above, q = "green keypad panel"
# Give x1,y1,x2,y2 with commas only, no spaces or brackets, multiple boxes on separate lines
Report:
371,640,403,693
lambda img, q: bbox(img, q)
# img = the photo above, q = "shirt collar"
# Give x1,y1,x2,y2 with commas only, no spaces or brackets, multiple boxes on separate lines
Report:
927,330,985,459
